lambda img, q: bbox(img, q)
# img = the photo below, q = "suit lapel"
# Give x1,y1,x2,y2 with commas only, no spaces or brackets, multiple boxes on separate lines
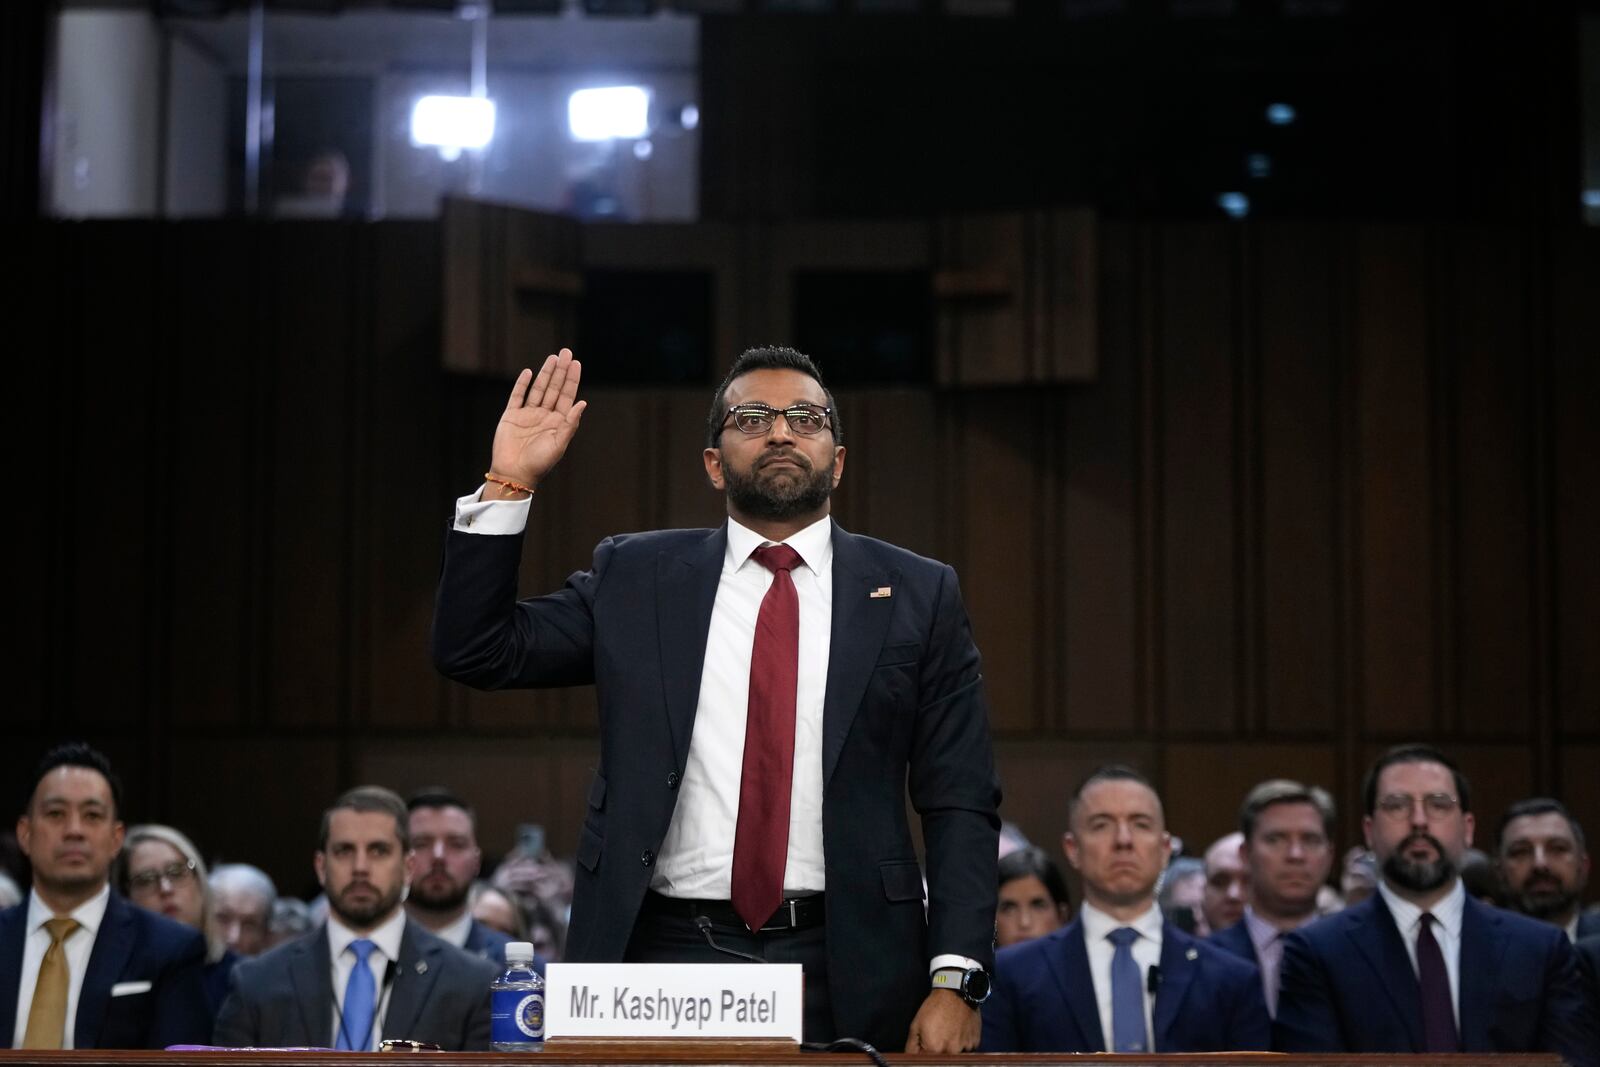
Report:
1457,896,1506,1052
383,925,440,1043
656,527,726,770
76,892,134,1049
0,906,25,1045
1345,896,1423,1051
821,525,898,787
1044,921,1106,1052
289,928,334,1046
1152,924,1197,1049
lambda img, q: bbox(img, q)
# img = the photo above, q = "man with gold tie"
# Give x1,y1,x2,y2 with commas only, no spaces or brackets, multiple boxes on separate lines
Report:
0,743,211,1049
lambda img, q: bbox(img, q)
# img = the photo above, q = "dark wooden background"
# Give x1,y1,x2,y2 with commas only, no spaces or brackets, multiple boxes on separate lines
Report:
4,215,1595,899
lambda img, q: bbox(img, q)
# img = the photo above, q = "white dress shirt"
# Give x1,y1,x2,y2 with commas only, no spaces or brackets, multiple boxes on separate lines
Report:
11,885,110,1050
1078,900,1163,1050
429,910,474,950
453,491,979,974
326,907,407,1050
1377,877,1465,1029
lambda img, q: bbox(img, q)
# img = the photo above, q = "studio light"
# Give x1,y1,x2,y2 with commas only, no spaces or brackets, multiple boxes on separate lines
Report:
568,86,651,142
411,95,497,153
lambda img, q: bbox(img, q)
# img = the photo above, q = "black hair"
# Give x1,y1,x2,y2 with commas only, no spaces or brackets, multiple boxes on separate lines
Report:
1238,779,1337,841
704,346,843,447
998,845,1072,911
1067,764,1158,826
319,785,410,852
26,742,124,820
406,786,477,831
1496,797,1586,855
1361,743,1472,815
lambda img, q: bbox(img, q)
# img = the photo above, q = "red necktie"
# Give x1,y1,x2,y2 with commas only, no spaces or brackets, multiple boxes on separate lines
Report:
730,543,802,932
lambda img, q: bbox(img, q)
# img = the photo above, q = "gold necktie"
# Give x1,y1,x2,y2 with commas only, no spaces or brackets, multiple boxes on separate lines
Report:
22,918,81,1049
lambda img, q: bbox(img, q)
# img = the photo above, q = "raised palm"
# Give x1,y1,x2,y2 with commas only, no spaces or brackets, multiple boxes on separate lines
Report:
490,348,588,487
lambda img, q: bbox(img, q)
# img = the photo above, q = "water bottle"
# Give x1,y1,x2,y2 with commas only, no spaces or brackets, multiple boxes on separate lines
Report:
490,941,545,1052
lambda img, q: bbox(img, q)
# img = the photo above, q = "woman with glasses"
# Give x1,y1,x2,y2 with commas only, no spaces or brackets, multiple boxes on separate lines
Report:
120,825,239,1016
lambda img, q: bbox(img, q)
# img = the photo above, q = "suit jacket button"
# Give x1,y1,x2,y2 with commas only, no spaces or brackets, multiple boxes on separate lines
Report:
666,772,680,789
641,849,655,866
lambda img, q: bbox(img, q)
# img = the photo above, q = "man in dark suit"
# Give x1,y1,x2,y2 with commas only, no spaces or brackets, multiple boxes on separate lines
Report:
980,765,1269,1053
1274,743,1598,1066
1,743,211,1049
214,786,497,1050
403,788,531,970
1496,797,1597,942
432,346,1000,1052
1209,779,1337,1016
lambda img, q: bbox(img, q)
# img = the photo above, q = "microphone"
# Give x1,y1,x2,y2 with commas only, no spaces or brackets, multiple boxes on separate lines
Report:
1146,965,1162,996
693,917,766,964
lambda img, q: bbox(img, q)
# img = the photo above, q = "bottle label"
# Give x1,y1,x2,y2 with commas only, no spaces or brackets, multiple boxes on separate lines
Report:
492,988,545,1043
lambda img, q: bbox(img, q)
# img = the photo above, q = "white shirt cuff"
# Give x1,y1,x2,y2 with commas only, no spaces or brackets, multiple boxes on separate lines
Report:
454,487,531,534
929,954,984,975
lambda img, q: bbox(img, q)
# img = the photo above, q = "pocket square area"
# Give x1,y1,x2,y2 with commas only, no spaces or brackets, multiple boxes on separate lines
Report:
110,980,153,997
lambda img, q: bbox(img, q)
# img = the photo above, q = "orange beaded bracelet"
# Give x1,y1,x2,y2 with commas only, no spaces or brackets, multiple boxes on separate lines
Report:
484,472,536,497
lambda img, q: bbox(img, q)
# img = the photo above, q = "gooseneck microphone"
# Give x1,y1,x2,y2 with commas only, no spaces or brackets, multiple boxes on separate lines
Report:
693,916,766,963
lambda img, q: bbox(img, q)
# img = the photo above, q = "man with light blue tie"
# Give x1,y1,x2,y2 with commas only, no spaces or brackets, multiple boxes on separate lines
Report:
980,766,1270,1053
214,787,496,1050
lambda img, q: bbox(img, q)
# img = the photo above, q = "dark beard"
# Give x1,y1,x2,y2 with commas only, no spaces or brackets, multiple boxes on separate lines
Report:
1382,833,1456,894
329,881,405,929
409,878,471,913
723,451,834,521
1514,878,1577,920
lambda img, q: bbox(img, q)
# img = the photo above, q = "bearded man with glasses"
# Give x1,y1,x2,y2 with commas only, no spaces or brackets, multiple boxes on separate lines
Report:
1273,743,1597,1064
433,345,1000,1052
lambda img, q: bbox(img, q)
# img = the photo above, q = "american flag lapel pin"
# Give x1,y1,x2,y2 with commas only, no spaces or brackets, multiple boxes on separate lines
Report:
869,586,892,599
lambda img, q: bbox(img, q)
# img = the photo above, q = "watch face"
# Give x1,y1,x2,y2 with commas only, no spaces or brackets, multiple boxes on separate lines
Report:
964,969,992,1003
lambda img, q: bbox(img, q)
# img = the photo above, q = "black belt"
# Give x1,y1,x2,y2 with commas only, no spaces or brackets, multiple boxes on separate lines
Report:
642,890,826,932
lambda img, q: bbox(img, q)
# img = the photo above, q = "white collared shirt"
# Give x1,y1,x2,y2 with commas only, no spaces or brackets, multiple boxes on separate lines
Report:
11,885,111,1050
1377,877,1465,1029
428,910,474,950
326,907,407,1050
1078,900,1163,1051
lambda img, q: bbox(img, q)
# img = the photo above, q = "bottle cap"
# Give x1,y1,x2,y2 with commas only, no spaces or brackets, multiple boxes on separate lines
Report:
505,941,535,963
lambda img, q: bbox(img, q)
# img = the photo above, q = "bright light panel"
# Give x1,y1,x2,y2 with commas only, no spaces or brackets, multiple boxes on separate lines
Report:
568,86,650,142
411,95,496,150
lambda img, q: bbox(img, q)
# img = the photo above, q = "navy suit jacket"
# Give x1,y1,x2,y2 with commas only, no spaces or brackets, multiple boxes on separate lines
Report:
1274,890,1599,1067
461,919,513,967
980,917,1271,1052
1576,935,1599,1017
0,891,212,1049
1208,918,1257,965
1577,909,1600,941
432,520,1001,1050
213,920,498,1050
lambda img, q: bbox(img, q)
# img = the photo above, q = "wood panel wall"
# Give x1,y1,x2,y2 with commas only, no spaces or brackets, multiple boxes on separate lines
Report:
4,218,1596,903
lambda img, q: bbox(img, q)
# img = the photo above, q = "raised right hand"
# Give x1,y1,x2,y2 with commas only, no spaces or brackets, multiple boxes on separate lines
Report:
487,348,588,496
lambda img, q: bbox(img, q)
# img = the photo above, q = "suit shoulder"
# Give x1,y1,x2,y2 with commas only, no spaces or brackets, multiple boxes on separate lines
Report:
1206,920,1258,963
842,531,954,576
1476,900,1574,951
121,896,207,959
406,922,500,983
995,924,1076,978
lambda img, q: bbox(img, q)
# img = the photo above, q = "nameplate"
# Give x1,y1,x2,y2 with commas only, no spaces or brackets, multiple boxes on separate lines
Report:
544,962,803,1041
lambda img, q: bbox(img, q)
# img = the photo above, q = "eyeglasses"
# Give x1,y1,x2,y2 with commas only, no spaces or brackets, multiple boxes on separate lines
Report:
721,403,832,437
1375,793,1460,820
128,859,197,891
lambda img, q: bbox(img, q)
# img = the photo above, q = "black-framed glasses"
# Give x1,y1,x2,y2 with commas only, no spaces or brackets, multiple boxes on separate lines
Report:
128,859,196,891
721,403,832,437
1375,793,1460,820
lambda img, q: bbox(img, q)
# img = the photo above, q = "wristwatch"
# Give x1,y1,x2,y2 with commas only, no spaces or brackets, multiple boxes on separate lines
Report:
931,965,991,1007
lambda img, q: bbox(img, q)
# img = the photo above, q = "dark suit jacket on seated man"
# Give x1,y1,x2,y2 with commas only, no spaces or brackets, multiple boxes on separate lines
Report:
1273,744,1599,1067
431,347,1001,1052
214,787,497,1050
981,765,1270,1053
1,743,211,1050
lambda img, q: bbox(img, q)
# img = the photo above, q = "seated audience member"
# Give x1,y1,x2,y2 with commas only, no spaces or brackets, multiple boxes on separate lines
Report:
468,882,524,941
996,846,1072,948
1340,846,1377,907
1,743,211,1049
1158,856,1206,935
1202,832,1248,935
981,765,1269,1053
0,874,19,911
1497,797,1595,941
214,786,498,1050
405,788,540,971
1457,848,1504,906
1274,743,1598,1065
522,895,567,963
265,897,311,950
121,824,239,1015
1209,780,1336,1017
209,864,276,958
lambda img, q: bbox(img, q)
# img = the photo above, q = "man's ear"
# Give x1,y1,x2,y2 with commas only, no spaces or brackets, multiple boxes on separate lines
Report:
16,816,31,859
1061,831,1082,872
831,445,846,487
703,447,725,490
313,851,327,890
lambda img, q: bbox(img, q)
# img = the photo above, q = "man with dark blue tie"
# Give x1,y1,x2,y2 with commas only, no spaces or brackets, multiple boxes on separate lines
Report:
214,787,497,1050
980,765,1269,1053
1274,744,1598,1066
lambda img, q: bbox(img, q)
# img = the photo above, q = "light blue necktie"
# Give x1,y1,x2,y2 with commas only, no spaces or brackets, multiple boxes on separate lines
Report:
337,939,378,1051
1108,927,1148,1053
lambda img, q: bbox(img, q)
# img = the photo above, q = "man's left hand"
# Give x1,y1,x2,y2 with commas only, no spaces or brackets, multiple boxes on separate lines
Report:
903,989,980,1053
